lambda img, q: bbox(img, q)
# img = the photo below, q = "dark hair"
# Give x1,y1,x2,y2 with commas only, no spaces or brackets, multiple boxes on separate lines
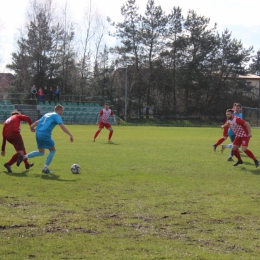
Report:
105,103,109,106
236,103,242,107
226,109,234,113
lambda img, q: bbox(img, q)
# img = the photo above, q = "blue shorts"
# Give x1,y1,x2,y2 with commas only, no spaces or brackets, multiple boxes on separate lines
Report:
36,132,55,149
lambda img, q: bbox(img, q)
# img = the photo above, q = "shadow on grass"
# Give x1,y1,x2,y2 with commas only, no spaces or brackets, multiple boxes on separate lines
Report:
4,170,29,177
249,169,260,175
35,174,78,182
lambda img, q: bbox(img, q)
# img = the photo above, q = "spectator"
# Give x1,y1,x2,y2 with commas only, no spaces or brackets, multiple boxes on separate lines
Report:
30,85,37,99
54,86,61,102
38,87,43,102
43,86,49,102
49,87,53,102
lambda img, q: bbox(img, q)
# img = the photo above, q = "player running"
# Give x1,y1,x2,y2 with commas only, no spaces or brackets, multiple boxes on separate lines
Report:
221,103,243,160
16,104,74,174
1,110,34,173
93,103,117,142
221,109,259,167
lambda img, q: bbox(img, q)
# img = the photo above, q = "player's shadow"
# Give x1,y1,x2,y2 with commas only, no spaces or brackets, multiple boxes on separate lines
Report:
4,170,29,177
34,174,78,182
249,169,260,175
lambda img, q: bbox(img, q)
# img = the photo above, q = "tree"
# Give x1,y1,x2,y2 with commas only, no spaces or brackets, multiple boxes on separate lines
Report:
250,50,260,76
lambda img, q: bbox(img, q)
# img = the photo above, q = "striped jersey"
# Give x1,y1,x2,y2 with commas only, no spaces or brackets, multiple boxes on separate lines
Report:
100,109,114,123
228,117,248,138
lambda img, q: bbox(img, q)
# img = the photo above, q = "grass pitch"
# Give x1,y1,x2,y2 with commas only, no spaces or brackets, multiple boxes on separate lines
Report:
1,125,260,259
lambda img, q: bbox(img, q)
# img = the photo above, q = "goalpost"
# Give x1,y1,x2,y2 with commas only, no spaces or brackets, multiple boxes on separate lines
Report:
243,106,260,126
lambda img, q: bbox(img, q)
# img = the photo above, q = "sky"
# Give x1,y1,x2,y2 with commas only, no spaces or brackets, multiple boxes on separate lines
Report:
0,0,260,72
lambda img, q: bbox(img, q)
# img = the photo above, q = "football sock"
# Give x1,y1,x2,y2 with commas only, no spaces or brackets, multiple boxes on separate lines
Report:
8,153,20,165
215,137,225,146
45,149,56,166
23,148,29,165
108,130,113,140
233,149,242,160
94,130,101,139
244,149,256,161
26,151,44,158
227,144,232,148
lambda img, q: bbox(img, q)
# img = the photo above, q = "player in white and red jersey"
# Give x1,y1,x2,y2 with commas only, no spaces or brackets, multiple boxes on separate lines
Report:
1,110,34,173
93,103,117,142
221,109,259,167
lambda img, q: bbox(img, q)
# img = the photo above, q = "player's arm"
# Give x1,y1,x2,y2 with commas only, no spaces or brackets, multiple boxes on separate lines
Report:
30,120,39,132
221,122,230,129
244,122,252,137
20,115,33,126
59,124,74,142
96,114,100,125
1,136,6,156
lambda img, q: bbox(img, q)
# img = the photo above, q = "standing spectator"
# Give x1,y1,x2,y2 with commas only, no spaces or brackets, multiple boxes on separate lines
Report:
54,86,61,102
38,87,43,102
49,87,53,102
43,86,49,102
30,85,37,99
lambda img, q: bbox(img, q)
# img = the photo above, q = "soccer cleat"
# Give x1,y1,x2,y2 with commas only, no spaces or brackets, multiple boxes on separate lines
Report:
108,140,113,143
25,163,34,170
93,139,95,142
227,156,233,161
4,163,12,173
42,168,53,174
221,145,225,153
212,144,216,152
16,154,24,167
233,160,243,166
255,160,259,168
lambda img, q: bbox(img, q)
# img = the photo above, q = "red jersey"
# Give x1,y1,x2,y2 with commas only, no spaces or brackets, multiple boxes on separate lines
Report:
2,114,32,137
228,117,248,138
99,109,114,123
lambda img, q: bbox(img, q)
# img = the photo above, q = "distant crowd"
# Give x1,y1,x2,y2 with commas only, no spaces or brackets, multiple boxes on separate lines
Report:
30,85,61,102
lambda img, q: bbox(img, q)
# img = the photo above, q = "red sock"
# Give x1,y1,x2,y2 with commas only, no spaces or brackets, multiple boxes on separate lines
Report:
108,130,113,140
244,149,256,161
215,137,225,146
8,153,20,165
233,149,242,161
23,148,29,166
94,130,101,139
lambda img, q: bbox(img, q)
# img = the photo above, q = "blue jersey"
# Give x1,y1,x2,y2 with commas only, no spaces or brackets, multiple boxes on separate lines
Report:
234,112,243,119
36,112,63,135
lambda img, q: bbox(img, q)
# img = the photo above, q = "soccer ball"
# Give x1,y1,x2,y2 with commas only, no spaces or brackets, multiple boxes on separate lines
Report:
71,164,81,174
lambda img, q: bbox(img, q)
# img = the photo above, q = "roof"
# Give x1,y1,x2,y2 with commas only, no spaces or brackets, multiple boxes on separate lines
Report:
0,73,15,91
237,74,260,80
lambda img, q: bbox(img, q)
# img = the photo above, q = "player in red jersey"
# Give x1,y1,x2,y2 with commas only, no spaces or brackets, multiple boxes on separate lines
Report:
221,109,259,167
1,110,34,173
93,103,117,142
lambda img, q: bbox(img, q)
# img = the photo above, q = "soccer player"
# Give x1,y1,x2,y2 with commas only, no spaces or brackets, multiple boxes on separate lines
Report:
93,103,117,142
221,109,259,167
17,104,74,174
1,110,34,173
221,103,243,160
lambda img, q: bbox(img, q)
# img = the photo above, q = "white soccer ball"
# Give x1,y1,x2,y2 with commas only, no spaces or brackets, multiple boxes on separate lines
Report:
71,164,81,174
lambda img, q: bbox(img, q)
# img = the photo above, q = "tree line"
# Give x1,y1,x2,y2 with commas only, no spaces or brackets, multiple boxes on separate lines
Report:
5,0,260,118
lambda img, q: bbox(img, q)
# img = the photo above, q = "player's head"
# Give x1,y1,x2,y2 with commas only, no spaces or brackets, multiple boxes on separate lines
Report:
236,103,242,113
11,110,21,116
104,103,109,109
54,104,64,115
226,109,234,120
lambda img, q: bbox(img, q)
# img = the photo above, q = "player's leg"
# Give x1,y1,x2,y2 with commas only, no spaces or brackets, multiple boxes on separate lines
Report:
226,134,235,161
232,138,243,166
107,124,113,142
93,123,104,141
240,138,259,168
42,146,56,174
23,148,34,169
213,126,228,152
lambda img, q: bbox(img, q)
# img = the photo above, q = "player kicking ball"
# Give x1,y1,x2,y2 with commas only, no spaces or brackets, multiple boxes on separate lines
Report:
93,103,117,142
221,109,259,168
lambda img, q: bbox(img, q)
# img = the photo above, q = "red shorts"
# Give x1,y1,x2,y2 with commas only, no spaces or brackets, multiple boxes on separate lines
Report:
6,133,24,151
99,122,111,129
233,136,250,147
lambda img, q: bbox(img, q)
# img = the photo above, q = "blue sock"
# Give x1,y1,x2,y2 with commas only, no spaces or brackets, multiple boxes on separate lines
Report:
27,151,44,158
45,149,56,166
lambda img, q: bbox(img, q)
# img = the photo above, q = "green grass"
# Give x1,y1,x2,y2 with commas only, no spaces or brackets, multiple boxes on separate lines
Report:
1,125,260,259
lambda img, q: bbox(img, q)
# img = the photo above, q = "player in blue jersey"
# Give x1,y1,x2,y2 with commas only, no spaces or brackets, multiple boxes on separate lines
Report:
221,103,243,160
17,104,74,173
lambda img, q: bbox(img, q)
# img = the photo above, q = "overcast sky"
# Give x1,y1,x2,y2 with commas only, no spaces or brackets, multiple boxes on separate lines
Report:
0,0,260,72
